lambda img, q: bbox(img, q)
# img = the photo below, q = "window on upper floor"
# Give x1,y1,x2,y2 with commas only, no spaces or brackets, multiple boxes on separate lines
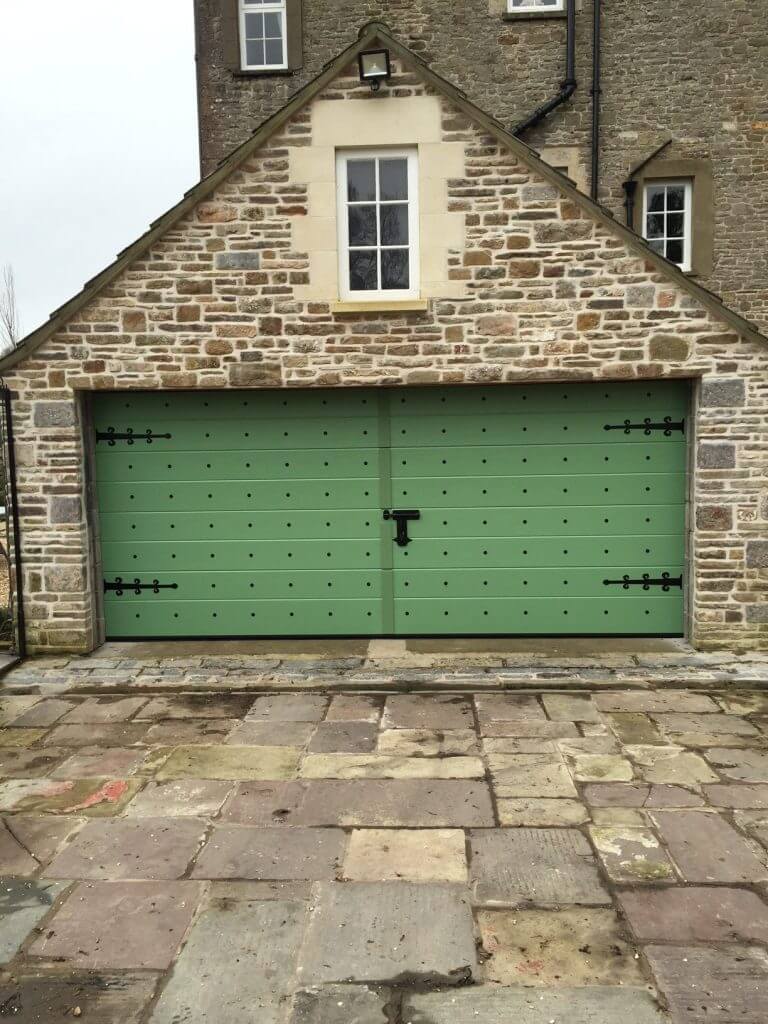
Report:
643,180,693,272
240,0,288,71
336,150,420,302
508,0,565,12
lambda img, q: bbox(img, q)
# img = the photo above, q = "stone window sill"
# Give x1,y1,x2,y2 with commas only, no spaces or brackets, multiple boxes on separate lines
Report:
502,11,568,20
330,300,430,314
233,69,297,79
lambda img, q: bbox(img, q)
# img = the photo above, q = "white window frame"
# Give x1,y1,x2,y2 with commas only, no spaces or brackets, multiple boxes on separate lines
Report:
336,149,420,303
239,0,288,72
642,179,693,273
507,0,565,13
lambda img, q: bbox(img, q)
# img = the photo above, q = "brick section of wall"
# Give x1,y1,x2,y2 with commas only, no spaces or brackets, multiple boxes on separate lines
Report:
194,0,768,332
6,61,768,651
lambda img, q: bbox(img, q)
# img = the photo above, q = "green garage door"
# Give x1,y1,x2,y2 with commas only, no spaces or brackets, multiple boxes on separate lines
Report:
93,381,688,639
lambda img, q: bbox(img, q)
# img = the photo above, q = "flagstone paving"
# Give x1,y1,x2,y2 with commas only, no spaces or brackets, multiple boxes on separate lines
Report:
2,674,768,1020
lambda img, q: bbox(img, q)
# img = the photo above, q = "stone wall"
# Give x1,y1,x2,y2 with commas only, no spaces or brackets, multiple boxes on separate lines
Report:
5,59,768,652
194,0,768,332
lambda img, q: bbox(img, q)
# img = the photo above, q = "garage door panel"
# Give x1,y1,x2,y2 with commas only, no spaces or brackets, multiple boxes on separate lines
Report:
103,599,386,638
394,444,686,478
394,597,684,635
103,540,383,572
391,475,686,507
382,505,683,538
98,390,378,421
392,382,689,416
96,449,381,483
395,537,684,569
95,416,383,452
103,569,383,601
99,510,380,543
394,565,684,598
97,479,384,513
390,410,686,447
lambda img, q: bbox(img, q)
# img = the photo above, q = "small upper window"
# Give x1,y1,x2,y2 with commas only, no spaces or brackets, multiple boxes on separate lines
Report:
508,0,565,12
336,150,420,302
240,0,287,71
643,180,693,272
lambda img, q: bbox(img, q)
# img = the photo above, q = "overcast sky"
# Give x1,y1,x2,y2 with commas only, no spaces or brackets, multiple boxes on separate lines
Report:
0,1,199,337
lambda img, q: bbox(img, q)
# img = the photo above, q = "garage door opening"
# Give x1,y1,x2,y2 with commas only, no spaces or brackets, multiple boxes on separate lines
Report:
91,381,689,640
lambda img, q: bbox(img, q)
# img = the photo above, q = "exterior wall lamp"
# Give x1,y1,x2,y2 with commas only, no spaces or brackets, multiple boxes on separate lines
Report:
358,49,392,92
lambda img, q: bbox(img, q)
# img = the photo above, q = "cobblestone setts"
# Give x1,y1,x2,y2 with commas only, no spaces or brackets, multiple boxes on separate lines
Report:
1,673,768,1019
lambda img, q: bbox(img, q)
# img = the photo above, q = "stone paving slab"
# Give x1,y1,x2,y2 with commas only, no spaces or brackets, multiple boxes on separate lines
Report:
298,882,477,986
289,985,390,1023
0,778,142,816
497,797,590,826
126,779,233,816
221,779,496,827
60,696,147,724
0,879,67,963
402,987,666,1023
478,907,643,986
644,945,768,1023
306,722,379,753
247,695,328,722
326,695,382,722
487,754,578,797
0,971,159,1023
377,728,479,756
225,720,317,747
50,746,151,779
44,817,207,880
705,783,768,807
149,900,305,1024
301,753,484,779
343,829,467,883
3,815,85,865
652,809,768,882
589,826,677,882
619,887,768,944
469,829,609,906
192,826,345,880
156,745,301,780
8,698,76,727
0,748,66,778
28,881,201,969
139,694,255,720
382,695,474,729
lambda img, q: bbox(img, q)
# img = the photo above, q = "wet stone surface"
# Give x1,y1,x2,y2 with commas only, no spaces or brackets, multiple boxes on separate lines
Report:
2,677,768,1019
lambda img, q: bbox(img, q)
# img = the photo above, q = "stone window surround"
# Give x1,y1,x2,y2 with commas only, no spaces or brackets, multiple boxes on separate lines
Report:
631,159,714,280
290,94,466,309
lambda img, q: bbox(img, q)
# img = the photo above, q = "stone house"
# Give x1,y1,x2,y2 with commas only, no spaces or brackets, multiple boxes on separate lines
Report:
1,18,767,653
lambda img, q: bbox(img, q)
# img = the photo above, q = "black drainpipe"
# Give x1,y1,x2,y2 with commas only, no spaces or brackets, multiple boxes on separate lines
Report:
1,385,26,661
512,0,577,136
590,0,602,200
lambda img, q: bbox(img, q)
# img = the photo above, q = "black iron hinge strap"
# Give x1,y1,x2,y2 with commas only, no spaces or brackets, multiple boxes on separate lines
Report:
96,427,172,445
604,417,685,436
603,573,683,591
104,578,179,596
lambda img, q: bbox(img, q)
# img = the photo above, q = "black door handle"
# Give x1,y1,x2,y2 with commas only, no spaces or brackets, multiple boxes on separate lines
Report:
383,509,421,547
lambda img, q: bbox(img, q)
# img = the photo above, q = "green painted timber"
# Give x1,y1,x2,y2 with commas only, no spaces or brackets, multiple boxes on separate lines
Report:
92,381,689,638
